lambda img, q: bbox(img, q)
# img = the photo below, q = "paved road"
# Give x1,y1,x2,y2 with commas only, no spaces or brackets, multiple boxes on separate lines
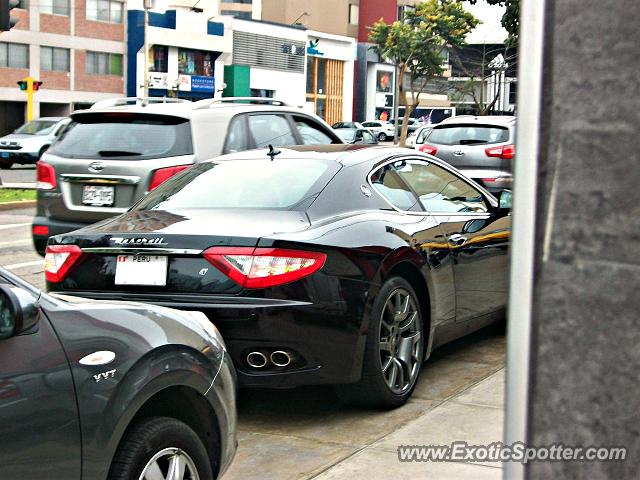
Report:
0,164,37,186
0,206,505,479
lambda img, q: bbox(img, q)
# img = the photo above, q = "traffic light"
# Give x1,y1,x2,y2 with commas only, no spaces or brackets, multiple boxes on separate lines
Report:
17,80,27,91
17,77,42,121
0,0,20,32
32,81,42,91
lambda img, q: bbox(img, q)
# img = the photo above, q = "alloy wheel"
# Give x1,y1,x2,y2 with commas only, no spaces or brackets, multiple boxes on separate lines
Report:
139,447,199,480
378,288,422,394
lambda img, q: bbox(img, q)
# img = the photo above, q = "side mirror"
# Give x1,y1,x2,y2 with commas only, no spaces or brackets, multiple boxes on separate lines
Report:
497,189,513,211
0,285,40,340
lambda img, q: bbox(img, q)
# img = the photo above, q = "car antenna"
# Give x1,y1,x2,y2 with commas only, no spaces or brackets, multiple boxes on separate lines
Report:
267,144,281,161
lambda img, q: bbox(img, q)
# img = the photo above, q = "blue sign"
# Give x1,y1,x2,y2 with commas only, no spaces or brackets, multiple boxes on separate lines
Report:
191,76,215,93
307,39,324,56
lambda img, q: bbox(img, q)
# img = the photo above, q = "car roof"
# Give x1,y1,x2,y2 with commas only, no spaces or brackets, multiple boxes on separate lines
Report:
72,101,310,121
210,145,417,167
438,115,516,127
34,117,67,122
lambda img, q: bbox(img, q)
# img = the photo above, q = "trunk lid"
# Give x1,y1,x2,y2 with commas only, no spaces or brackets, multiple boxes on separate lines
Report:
49,209,311,295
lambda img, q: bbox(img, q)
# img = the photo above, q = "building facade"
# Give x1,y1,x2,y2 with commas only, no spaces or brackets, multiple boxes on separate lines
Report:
0,0,126,135
126,5,231,101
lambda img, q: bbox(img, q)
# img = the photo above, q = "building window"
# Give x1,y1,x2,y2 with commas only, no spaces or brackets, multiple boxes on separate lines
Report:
0,42,29,69
17,0,27,8
149,45,168,73
509,81,517,105
86,51,122,75
178,48,214,76
220,10,252,19
349,4,359,25
86,0,123,23
41,46,70,72
40,0,70,15
250,88,274,98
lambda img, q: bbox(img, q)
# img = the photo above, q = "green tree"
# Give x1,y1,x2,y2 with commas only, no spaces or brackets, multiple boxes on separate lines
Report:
369,0,478,145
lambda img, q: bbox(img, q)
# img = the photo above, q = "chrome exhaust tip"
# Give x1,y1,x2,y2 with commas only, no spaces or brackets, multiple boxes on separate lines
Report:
270,350,292,367
246,351,268,368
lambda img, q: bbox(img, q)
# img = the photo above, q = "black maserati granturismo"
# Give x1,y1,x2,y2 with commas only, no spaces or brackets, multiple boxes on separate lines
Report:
44,145,511,408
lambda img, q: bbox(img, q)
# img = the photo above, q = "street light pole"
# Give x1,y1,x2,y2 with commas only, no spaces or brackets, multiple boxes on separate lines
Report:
143,0,153,98
392,63,400,144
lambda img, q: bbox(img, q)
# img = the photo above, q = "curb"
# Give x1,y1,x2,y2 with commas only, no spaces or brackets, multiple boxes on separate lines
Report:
0,200,37,211
0,183,37,190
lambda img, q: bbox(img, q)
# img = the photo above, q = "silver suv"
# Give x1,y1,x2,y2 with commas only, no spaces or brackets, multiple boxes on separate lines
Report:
419,115,515,193
32,97,342,254
0,117,70,169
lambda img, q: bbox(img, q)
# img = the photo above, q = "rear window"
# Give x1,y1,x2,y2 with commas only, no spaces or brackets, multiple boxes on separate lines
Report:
427,124,509,146
48,113,193,160
134,158,340,211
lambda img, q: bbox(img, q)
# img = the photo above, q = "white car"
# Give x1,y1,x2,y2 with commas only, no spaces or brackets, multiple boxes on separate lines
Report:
361,121,396,142
410,125,435,150
0,117,70,169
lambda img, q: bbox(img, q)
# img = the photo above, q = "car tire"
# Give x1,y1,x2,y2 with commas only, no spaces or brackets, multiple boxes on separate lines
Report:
335,276,425,409
0,162,12,170
378,132,387,142
108,416,214,480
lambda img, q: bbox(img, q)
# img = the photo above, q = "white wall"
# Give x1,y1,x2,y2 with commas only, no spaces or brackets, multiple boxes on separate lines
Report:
250,68,306,107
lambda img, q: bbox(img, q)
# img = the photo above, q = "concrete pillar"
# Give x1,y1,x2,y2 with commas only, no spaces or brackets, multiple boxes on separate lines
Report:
506,0,640,478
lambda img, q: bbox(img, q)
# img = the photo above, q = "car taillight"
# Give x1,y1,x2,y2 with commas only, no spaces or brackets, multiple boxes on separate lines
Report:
149,165,191,192
419,144,438,155
32,225,49,236
203,247,327,289
485,144,515,159
36,161,56,190
44,245,83,283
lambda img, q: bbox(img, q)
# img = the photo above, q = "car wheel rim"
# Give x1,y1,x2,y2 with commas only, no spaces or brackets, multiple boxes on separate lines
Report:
379,288,422,394
139,447,199,480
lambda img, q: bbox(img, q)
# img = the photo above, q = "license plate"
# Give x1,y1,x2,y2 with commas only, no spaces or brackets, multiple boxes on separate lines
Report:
1,152,8,158
114,255,168,286
82,185,114,206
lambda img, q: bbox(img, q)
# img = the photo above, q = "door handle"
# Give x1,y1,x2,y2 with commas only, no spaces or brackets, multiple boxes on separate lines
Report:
448,234,467,246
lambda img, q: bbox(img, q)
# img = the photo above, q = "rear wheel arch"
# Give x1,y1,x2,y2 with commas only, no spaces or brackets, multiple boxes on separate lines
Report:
384,261,432,348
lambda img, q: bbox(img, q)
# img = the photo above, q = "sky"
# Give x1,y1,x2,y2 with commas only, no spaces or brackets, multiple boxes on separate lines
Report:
461,0,509,44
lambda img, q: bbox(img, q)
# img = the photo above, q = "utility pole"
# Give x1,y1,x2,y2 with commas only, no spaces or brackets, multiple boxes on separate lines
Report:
392,64,400,144
142,0,153,98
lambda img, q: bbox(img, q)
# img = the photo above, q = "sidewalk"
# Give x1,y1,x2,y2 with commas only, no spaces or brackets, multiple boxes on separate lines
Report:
313,369,504,480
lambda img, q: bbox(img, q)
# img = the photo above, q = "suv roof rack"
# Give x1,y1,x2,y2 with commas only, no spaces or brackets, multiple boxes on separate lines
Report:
90,97,191,109
192,97,292,109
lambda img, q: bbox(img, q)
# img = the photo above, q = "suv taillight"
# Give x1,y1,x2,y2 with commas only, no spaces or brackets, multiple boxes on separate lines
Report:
419,144,438,155
36,161,56,190
149,165,191,192
203,247,327,289
485,144,515,160
44,245,83,283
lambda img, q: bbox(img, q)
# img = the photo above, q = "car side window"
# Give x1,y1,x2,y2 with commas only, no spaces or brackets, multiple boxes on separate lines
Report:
363,130,376,144
394,160,488,213
247,114,296,148
224,115,249,153
370,164,419,211
293,116,334,145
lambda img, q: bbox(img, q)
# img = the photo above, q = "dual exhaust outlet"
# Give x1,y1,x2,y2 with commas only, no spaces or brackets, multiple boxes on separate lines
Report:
246,350,294,368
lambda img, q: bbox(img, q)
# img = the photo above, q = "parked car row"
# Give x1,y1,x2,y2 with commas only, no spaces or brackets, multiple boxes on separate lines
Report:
1,98,512,478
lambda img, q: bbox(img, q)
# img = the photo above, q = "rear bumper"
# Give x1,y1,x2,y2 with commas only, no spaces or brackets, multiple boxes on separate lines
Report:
32,216,90,256
49,289,370,388
460,169,513,193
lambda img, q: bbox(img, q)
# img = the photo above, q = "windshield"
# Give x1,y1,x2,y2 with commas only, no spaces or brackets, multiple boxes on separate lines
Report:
15,120,58,135
427,124,510,146
48,113,193,160
335,130,356,142
135,159,341,211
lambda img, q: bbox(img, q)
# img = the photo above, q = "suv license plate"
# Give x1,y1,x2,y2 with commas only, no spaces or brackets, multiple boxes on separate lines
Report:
82,185,114,206
115,255,168,286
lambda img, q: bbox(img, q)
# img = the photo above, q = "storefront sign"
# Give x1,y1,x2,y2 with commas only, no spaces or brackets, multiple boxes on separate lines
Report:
177,75,192,91
307,39,324,56
148,73,170,89
191,75,215,93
